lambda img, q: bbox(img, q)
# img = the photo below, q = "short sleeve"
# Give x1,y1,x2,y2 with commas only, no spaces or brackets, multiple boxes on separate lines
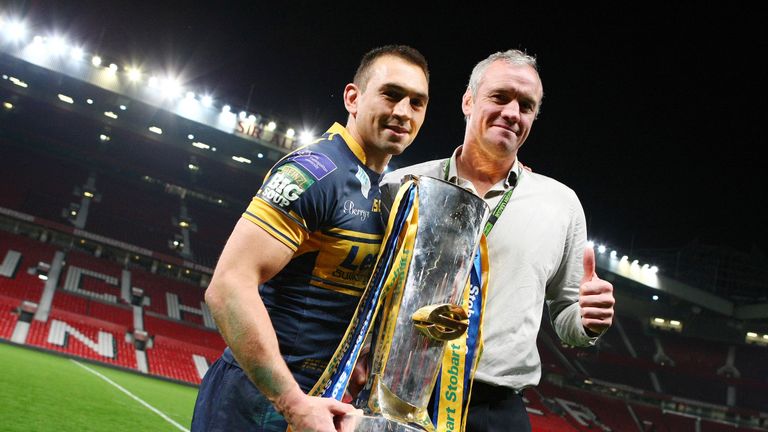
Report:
243,151,338,251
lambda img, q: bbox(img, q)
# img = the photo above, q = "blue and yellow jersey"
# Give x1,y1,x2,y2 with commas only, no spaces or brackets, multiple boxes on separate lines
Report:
238,122,384,390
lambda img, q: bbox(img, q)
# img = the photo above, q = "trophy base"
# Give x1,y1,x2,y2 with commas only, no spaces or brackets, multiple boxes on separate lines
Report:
338,413,428,431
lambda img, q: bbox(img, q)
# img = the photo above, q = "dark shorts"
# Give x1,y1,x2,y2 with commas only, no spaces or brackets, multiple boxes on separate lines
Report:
191,356,288,432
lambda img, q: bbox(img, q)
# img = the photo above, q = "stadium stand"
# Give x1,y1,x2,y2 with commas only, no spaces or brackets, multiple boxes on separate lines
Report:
61,249,124,301
615,313,658,361
145,335,221,384
85,173,180,254
0,230,54,302
51,290,132,327
143,315,224,351
183,197,239,267
536,380,619,431
0,295,20,339
0,228,224,384
0,138,90,223
735,343,768,382
655,330,729,376
631,403,698,432
25,308,136,369
131,266,208,321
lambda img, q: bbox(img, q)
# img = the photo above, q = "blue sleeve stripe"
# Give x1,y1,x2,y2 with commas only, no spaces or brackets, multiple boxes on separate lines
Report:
245,211,300,249
321,230,382,244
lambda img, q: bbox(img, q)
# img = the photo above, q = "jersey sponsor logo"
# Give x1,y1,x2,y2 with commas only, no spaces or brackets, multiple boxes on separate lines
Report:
342,200,371,222
287,151,337,180
332,245,377,283
355,165,371,199
260,164,314,208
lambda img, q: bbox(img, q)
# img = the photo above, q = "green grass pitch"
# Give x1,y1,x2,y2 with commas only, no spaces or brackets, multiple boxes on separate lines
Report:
0,342,199,431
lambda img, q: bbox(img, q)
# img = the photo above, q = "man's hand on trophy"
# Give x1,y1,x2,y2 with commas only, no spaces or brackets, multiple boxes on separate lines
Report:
277,387,358,432
578,246,615,336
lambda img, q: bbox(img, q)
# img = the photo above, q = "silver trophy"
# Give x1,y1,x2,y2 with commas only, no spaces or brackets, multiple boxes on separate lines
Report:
340,175,490,431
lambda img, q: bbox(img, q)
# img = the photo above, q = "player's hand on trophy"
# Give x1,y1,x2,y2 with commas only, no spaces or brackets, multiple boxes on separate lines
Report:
578,246,615,336
277,388,357,432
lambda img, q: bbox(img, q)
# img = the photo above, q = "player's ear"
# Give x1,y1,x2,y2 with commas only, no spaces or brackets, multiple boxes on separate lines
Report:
344,83,360,116
461,87,473,117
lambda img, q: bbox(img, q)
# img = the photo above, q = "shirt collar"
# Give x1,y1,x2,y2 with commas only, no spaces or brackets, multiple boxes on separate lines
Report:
444,146,522,193
327,122,367,165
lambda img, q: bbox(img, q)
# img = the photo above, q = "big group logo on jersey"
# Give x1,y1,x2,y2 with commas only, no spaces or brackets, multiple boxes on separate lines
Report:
260,163,315,209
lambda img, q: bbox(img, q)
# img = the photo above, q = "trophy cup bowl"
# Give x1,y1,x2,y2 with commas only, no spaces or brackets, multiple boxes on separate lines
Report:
341,175,490,431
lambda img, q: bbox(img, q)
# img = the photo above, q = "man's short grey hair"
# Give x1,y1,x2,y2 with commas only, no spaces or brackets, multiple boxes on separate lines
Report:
467,49,539,97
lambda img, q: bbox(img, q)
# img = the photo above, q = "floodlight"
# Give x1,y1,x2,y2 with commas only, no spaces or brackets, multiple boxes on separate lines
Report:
49,36,67,55
127,67,142,82
161,78,182,99
4,20,26,41
299,131,315,145
57,94,74,104
69,46,84,61
232,156,251,164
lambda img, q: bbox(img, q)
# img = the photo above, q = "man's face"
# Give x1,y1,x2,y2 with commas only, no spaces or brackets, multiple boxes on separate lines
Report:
463,60,542,158
346,56,429,158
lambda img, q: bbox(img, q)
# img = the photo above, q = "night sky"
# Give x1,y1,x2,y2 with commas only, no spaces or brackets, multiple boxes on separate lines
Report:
8,1,768,255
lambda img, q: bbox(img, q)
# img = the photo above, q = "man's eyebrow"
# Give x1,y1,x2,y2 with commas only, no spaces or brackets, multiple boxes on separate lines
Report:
380,83,429,102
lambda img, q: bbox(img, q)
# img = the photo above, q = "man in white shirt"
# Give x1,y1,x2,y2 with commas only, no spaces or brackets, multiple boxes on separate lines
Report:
382,49,615,432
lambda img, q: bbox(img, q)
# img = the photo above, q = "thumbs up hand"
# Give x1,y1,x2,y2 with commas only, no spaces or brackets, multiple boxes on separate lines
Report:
579,246,615,336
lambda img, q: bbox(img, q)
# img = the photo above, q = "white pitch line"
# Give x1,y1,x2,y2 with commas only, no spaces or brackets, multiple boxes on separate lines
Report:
71,359,190,432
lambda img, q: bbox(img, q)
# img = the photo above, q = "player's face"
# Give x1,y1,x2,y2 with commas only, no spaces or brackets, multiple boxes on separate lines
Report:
462,60,542,159
348,56,429,158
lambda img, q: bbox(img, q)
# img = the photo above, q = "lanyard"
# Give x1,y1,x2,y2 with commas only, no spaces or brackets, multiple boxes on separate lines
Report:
443,158,519,236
